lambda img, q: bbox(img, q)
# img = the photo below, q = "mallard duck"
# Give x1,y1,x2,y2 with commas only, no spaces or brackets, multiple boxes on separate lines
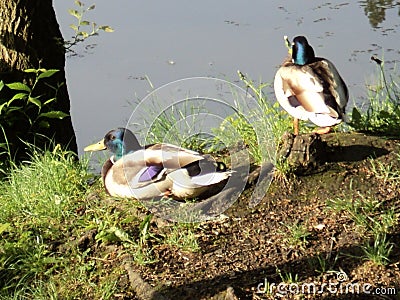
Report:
84,128,231,200
274,35,348,135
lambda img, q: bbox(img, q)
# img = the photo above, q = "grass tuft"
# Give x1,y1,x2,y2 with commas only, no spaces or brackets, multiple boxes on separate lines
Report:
349,58,400,136
361,233,394,266
279,221,311,249
0,145,90,298
327,189,398,266
163,223,201,252
212,72,292,168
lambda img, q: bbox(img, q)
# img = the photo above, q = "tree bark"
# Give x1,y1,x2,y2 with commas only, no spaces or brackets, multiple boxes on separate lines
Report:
278,132,326,175
0,0,77,159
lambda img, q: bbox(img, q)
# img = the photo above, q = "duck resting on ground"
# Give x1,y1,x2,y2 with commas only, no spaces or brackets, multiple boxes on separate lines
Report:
274,35,349,135
84,128,231,200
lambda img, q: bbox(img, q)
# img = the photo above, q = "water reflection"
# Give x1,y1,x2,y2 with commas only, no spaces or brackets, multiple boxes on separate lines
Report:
359,0,400,27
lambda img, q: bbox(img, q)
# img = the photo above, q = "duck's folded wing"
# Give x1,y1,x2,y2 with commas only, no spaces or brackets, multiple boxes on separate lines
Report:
114,145,202,188
315,59,349,111
111,156,166,189
142,144,204,168
274,66,331,119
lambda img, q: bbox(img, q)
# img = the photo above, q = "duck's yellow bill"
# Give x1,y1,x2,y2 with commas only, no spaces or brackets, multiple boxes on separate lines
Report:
284,35,292,55
84,139,106,152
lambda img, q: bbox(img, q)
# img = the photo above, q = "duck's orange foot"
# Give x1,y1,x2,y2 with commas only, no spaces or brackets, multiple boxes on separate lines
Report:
313,126,331,135
163,189,172,197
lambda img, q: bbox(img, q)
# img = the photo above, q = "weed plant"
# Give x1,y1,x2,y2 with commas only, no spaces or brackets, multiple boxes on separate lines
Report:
64,0,113,54
144,99,214,152
280,221,311,249
0,143,205,298
349,57,400,136
0,68,71,173
361,233,393,266
163,223,201,252
0,145,89,297
212,72,293,167
327,191,398,266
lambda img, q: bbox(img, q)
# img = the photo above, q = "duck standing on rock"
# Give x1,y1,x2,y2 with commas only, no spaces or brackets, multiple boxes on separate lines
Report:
84,128,231,200
274,35,348,135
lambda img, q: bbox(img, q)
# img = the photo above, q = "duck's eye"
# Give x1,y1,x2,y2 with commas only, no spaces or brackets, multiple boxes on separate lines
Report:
109,134,116,141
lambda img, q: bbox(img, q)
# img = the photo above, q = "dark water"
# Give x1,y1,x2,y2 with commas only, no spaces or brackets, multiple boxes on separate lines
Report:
53,0,400,154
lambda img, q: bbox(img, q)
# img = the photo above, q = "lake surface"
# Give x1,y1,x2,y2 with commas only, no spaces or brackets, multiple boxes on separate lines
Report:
53,0,400,154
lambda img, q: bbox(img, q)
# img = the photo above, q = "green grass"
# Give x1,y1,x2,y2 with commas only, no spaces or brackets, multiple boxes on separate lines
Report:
144,99,214,152
327,190,398,266
276,267,299,284
361,233,394,266
0,147,124,298
310,252,339,275
212,71,293,180
368,157,400,187
0,146,90,298
279,221,311,249
327,192,398,234
1,146,88,221
133,79,227,153
0,145,205,299
163,223,201,252
349,59,400,136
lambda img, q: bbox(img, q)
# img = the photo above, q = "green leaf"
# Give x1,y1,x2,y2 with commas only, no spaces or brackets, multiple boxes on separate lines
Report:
0,102,7,113
68,9,81,19
88,4,96,10
24,68,38,73
37,69,59,80
39,111,69,119
6,82,31,92
0,81,4,91
113,227,134,244
43,98,56,105
10,93,28,101
80,20,90,26
99,25,114,33
78,31,89,38
351,107,362,122
75,0,83,7
7,106,23,113
38,120,50,128
0,223,10,234
69,24,78,31
28,96,42,109
379,110,391,118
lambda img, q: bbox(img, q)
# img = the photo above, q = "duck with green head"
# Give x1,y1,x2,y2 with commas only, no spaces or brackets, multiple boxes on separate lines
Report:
274,35,348,135
84,128,231,200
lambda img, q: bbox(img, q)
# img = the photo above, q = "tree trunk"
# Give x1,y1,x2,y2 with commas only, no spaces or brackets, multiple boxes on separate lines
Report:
0,0,77,160
278,132,326,175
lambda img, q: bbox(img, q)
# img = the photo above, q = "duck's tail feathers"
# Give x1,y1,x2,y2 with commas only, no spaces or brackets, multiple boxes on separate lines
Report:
190,171,233,186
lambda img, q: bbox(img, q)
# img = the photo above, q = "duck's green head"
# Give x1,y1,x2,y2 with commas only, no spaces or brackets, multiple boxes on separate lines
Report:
84,128,141,160
292,36,315,65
